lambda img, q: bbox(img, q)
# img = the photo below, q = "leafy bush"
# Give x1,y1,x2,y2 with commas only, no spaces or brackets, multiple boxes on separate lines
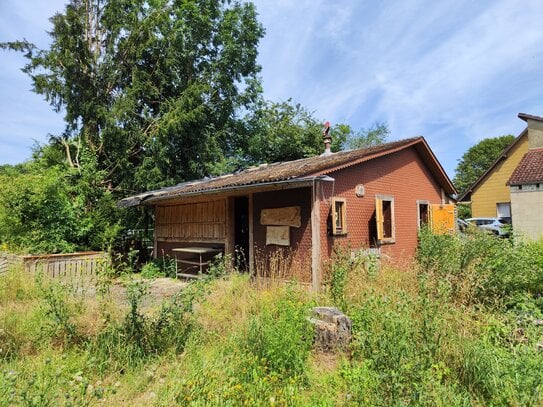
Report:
91,276,213,371
0,167,78,253
347,289,446,404
140,262,164,279
0,151,125,255
462,327,543,405
326,246,380,310
244,288,313,378
327,248,351,309
417,227,543,308
37,277,82,346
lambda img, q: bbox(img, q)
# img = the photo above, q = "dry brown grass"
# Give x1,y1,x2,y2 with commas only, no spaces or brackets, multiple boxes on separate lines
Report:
340,260,420,306
195,274,256,338
253,248,311,285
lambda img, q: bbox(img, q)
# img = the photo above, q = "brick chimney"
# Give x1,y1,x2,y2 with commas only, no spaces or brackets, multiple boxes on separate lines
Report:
519,113,543,149
322,121,332,156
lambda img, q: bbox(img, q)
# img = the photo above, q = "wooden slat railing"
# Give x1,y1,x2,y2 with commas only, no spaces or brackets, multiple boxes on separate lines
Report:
22,252,107,281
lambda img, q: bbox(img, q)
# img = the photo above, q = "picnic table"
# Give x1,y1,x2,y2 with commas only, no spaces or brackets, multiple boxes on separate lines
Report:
172,246,222,278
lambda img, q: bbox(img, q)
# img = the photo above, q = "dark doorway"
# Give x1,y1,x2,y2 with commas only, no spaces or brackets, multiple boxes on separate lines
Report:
418,203,429,228
234,196,249,271
383,200,392,238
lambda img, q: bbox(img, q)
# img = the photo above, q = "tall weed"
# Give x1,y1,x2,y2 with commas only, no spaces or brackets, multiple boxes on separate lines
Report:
91,277,210,372
37,275,82,347
244,287,314,378
417,228,543,308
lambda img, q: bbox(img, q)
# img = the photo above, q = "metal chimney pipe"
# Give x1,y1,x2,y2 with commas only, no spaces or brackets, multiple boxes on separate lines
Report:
322,121,332,156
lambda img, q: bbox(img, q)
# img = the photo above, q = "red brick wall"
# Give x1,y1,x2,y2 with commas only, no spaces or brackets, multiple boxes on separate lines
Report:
253,187,312,280
319,146,443,263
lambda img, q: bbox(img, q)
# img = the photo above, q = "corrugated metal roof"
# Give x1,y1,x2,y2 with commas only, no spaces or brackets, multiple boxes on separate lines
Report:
508,148,543,185
119,136,455,207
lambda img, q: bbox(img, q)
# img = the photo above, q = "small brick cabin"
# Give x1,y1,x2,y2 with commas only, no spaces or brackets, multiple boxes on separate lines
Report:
120,137,456,288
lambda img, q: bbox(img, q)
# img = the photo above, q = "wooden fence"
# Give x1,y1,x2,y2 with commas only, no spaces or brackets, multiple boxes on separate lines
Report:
0,251,108,281
0,252,22,274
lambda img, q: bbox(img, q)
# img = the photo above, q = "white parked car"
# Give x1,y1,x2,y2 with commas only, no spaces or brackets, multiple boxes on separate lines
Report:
465,217,511,237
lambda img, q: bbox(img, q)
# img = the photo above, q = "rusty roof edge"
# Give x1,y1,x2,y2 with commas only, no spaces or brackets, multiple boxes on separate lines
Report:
309,137,423,177
135,175,333,206
309,137,457,195
457,129,527,201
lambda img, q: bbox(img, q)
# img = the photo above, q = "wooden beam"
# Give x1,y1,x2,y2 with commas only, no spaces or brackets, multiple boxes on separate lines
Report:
225,197,235,257
155,237,225,244
311,181,322,291
249,193,254,275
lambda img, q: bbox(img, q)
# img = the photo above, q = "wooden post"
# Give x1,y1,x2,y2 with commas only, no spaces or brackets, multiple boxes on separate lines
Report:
248,193,254,274
311,180,322,291
225,197,235,258
153,214,158,259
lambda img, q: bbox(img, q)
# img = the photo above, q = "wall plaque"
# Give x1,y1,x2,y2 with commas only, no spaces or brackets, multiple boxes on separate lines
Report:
355,184,365,197
260,206,301,227
266,226,290,246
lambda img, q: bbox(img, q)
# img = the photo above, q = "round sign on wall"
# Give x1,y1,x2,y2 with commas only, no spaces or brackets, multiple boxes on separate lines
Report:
355,184,365,197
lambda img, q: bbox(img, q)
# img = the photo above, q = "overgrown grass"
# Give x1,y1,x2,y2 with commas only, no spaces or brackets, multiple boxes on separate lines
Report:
1,233,542,405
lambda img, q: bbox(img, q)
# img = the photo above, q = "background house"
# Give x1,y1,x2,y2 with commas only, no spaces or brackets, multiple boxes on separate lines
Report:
120,137,456,289
460,113,543,239
507,113,543,240
458,125,529,222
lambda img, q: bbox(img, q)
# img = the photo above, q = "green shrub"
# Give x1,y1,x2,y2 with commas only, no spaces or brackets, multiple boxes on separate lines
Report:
345,273,463,406
462,336,543,405
327,248,351,310
417,228,543,308
165,284,314,405
243,289,313,379
37,277,82,347
91,277,211,372
140,262,164,279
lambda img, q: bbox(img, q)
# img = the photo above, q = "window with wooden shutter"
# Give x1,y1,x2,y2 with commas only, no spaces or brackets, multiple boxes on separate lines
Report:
375,195,395,243
331,197,347,235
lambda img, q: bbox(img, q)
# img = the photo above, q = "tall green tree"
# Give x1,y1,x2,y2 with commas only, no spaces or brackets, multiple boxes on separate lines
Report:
454,135,515,194
2,0,264,194
2,0,264,251
238,100,389,165
345,121,390,150
239,100,346,165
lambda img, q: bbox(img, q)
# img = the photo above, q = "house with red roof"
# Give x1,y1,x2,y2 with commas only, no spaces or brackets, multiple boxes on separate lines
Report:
120,136,456,288
507,114,543,240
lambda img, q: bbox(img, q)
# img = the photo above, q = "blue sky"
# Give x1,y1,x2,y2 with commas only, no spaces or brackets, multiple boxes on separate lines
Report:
1,0,543,178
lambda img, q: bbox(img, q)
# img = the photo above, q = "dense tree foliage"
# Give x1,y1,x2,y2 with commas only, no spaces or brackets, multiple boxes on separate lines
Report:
2,0,265,193
240,100,349,165
0,146,123,253
1,0,265,252
345,121,390,150
454,135,515,195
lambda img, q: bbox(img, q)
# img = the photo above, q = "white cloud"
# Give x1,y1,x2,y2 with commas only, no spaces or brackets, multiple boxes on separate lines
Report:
253,0,543,175
1,0,543,176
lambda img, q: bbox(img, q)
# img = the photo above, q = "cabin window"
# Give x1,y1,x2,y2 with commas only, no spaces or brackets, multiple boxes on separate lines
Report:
496,202,511,224
376,195,395,243
332,198,347,235
417,200,429,229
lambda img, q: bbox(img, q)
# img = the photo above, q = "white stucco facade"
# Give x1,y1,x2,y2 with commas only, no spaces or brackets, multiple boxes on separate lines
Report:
510,184,543,240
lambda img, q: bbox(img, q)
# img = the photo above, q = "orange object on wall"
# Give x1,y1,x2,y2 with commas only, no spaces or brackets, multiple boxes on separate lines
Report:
430,204,455,234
